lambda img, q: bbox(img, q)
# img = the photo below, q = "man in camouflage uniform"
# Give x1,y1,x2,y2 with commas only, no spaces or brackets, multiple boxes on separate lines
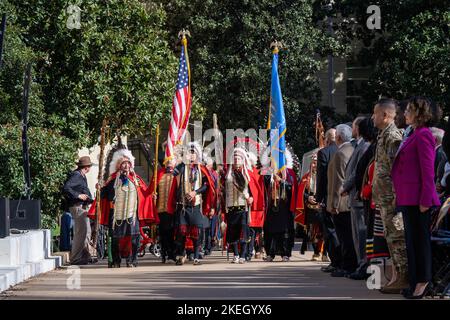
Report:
372,98,408,293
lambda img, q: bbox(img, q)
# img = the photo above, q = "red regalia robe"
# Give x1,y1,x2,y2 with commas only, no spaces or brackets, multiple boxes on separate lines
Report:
199,165,217,216
295,171,310,226
248,168,266,228
88,171,156,227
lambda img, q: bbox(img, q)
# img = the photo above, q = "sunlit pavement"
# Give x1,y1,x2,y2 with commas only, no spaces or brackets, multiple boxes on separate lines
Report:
1,243,401,300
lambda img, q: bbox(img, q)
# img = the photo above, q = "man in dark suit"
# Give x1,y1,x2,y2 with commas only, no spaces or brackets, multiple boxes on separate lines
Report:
312,129,341,273
431,127,447,186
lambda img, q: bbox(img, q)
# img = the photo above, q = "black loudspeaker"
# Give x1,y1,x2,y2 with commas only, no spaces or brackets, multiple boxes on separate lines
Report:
9,199,41,230
0,198,10,238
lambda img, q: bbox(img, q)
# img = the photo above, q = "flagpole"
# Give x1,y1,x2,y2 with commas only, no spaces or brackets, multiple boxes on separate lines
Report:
315,109,325,148
153,123,160,195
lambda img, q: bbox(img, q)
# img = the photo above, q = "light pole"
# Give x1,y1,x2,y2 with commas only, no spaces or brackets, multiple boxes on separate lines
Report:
322,1,334,110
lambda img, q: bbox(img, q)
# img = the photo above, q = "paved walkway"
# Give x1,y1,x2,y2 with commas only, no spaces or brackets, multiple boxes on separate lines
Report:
1,244,402,300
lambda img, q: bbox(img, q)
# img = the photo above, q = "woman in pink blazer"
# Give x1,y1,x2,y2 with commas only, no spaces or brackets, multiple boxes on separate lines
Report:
391,97,440,299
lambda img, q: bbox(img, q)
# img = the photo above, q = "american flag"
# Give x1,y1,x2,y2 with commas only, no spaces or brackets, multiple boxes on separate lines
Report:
164,41,192,163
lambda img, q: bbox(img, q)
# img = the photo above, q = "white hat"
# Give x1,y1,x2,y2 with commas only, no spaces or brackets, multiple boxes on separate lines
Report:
109,148,135,175
188,141,203,161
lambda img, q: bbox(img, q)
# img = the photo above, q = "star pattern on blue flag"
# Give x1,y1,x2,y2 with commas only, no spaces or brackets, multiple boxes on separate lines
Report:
176,48,189,90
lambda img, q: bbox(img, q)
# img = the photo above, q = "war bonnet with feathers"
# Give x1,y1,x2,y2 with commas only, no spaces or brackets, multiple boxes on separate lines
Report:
226,147,252,190
108,148,135,177
259,142,300,178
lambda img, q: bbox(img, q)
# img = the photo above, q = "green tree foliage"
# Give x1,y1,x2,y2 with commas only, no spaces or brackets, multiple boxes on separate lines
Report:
0,2,45,128
333,0,449,114
0,125,77,229
8,0,177,146
158,0,348,156
0,0,178,227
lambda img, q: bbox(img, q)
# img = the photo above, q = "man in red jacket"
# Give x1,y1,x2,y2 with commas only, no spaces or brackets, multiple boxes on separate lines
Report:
92,148,155,268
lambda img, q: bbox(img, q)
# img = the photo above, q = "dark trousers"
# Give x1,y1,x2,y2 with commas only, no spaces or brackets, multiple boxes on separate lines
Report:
175,234,201,259
108,210,140,266
209,214,219,249
320,210,342,268
60,211,73,251
111,234,140,265
203,226,211,253
399,206,432,289
247,227,263,258
332,211,357,272
96,224,106,259
159,212,175,260
174,205,203,259
225,209,249,258
230,242,246,258
264,231,294,258
300,224,322,255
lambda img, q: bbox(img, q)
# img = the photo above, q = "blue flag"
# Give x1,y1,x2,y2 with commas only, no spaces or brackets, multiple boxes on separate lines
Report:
268,51,287,172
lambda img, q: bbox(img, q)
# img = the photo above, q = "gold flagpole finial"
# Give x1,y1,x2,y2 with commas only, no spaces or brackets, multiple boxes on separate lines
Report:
178,29,191,39
270,40,283,54
178,29,191,45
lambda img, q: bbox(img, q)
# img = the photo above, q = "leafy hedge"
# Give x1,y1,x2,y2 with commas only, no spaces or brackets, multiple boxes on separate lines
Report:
0,124,77,229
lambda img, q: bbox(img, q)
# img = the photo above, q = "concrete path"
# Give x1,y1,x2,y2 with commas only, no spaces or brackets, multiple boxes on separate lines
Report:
1,245,401,300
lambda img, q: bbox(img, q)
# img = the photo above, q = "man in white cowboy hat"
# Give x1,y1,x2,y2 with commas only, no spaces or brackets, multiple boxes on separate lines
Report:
172,141,215,266
63,156,95,265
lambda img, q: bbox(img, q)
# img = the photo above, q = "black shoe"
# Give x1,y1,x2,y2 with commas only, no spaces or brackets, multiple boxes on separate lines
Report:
331,269,350,277
348,271,369,280
405,282,433,299
321,265,336,273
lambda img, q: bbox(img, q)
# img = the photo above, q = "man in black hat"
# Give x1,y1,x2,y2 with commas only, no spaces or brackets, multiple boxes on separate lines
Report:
63,156,95,265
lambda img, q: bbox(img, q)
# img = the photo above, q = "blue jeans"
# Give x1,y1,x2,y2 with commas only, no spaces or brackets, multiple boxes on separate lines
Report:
60,211,73,251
